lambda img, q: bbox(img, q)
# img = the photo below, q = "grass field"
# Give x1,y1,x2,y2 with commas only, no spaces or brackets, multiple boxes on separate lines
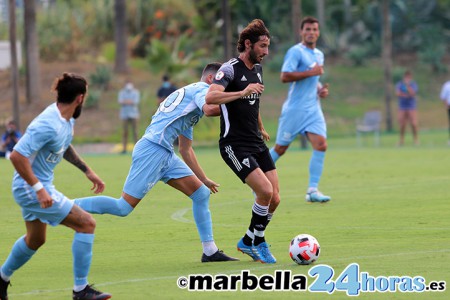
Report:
1,133,449,299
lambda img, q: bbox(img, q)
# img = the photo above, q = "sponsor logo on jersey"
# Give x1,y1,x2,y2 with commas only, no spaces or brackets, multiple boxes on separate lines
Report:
241,75,247,81
215,71,225,80
242,158,250,168
248,100,256,105
241,93,260,100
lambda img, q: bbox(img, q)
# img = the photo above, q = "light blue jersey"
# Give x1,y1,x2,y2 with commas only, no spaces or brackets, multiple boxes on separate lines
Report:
143,81,208,151
281,43,324,112
123,81,209,199
12,103,74,225
276,43,326,145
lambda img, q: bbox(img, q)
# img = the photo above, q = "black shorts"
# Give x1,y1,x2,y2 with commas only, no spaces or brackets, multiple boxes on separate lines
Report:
220,145,276,183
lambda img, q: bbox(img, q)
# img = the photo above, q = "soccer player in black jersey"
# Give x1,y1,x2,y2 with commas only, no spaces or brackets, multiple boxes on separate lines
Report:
206,19,280,264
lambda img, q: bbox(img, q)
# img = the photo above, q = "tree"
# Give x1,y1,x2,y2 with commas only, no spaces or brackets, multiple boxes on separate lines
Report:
9,0,20,129
24,0,41,104
316,0,325,32
221,0,232,60
114,0,128,74
381,0,393,132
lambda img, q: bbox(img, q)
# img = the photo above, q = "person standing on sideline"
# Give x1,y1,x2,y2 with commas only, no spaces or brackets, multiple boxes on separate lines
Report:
439,79,450,145
74,63,238,263
118,81,140,154
0,73,111,300
0,120,22,159
395,70,419,146
205,19,280,264
269,16,331,203
157,74,177,104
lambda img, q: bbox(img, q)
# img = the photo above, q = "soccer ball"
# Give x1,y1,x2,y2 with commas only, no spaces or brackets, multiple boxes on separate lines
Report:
289,234,320,265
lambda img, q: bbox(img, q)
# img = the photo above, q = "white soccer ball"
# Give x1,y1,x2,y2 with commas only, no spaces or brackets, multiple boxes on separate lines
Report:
289,234,320,265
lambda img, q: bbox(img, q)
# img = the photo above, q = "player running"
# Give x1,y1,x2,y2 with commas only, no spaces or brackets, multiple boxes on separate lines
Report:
206,19,280,264
74,63,238,263
0,73,111,300
270,16,331,203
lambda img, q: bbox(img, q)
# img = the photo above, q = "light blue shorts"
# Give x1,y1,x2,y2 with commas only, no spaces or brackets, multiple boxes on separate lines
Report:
12,184,74,226
275,108,327,146
122,138,194,199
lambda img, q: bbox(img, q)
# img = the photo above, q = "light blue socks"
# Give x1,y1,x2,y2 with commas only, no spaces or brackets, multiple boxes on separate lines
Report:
72,233,94,287
309,150,325,188
74,196,134,217
0,236,36,280
190,185,213,242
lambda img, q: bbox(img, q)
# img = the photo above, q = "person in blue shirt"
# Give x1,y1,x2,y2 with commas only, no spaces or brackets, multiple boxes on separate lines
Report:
118,81,140,153
74,63,238,263
395,70,419,146
0,120,21,159
269,16,331,203
0,73,111,300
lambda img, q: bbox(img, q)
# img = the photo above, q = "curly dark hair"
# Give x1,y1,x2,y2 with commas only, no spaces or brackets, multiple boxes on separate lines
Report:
52,72,87,104
237,19,270,53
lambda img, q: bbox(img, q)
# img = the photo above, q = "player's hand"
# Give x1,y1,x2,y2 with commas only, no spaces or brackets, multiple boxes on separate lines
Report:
85,169,105,194
260,128,270,141
310,64,324,76
318,83,329,99
36,188,53,208
203,178,220,194
242,83,264,97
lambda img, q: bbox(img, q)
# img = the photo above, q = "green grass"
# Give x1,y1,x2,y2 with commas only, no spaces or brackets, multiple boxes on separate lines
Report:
1,136,449,299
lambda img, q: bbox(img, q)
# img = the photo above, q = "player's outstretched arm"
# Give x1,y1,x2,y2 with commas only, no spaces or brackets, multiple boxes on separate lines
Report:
202,103,221,117
178,135,219,193
206,84,247,105
63,145,105,193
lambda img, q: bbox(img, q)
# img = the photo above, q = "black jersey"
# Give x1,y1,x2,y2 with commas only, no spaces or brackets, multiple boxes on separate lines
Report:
213,57,266,152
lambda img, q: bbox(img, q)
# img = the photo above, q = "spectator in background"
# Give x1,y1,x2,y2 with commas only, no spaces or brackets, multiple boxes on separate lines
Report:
395,70,419,146
118,81,140,154
157,75,177,104
439,79,450,146
0,120,22,159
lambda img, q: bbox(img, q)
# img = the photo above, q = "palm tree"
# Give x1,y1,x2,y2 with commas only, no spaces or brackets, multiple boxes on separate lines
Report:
221,0,232,60
9,0,20,129
24,0,41,104
381,0,393,132
114,0,128,74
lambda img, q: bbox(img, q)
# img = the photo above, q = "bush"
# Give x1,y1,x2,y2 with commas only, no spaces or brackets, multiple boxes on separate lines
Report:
89,65,112,91
84,89,101,109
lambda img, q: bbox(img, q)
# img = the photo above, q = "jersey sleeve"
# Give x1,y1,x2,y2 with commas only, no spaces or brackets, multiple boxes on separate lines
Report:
440,83,450,101
193,85,208,111
212,63,234,89
281,47,302,73
180,127,194,140
13,122,54,157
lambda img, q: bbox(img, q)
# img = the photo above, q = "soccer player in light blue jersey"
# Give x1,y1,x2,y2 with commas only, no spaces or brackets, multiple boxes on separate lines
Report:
0,73,111,300
74,63,238,263
269,16,331,203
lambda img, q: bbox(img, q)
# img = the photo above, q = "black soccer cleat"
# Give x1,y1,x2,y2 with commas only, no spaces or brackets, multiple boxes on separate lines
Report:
72,284,112,300
0,276,10,300
201,250,240,263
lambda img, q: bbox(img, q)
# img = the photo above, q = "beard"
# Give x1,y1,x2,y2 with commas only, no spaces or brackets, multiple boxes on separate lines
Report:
249,46,260,64
72,103,83,119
